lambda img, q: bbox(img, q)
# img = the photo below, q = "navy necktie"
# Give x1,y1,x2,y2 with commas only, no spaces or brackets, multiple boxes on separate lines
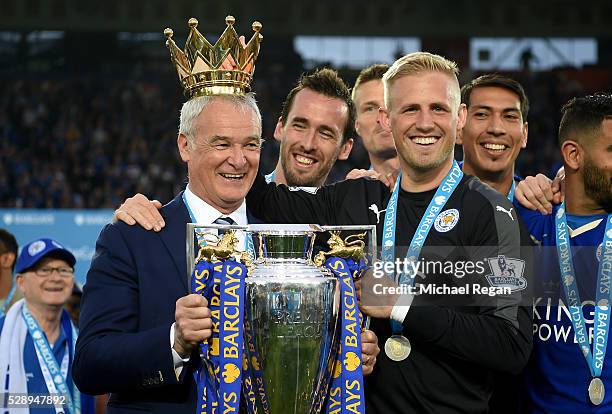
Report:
214,216,236,236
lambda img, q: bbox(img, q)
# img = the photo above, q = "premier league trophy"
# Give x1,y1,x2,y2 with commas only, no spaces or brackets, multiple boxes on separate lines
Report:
186,224,375,414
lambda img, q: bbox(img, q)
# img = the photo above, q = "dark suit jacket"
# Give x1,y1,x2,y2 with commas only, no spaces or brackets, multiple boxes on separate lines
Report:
74,193,260,414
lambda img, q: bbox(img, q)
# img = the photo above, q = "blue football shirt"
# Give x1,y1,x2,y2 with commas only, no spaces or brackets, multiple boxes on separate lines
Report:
517,202,611,413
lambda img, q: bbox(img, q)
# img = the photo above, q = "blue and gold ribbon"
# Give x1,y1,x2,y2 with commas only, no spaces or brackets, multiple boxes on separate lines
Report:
241,348,259,414
190,258,214,414
243,316,269,414
324,257,366,414
219,260,246,413
191,257,246,414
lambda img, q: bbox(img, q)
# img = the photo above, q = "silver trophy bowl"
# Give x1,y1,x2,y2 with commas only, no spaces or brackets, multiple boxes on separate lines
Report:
244,229,339,414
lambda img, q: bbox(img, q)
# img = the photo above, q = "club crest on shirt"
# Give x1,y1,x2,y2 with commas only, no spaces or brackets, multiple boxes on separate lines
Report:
434,209,459,233
485,255,527,292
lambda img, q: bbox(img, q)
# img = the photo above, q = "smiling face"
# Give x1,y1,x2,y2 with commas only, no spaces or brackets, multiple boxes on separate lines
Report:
275,88,352,186
178,98,261,214
353,79,396,160
459,86,528,178
582,119,612,211
381,71,465,173
17,257,74,308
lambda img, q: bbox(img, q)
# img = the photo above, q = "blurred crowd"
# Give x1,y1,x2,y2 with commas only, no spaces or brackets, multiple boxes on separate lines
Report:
0,65,608,208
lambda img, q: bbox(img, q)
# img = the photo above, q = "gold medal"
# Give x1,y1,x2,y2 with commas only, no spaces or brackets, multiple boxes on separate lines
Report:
588,377,605,405
384,335,411,362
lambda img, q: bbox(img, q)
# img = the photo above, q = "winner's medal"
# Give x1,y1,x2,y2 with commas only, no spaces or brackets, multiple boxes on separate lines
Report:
381,161,464,355
384,335,411,361
555,206,612,407
589,378,605,405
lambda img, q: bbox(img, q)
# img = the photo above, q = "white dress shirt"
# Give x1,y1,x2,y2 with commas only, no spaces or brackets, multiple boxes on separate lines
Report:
171,185,249,378
183,185,248,249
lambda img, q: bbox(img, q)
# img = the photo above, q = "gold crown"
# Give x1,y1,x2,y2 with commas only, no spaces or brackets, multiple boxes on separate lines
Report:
164,16,263,98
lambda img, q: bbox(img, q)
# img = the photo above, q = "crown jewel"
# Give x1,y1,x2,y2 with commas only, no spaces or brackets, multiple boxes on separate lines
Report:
164,16,263,98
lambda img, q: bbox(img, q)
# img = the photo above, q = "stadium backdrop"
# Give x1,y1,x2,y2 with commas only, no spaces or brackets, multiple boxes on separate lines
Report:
0,209,113,286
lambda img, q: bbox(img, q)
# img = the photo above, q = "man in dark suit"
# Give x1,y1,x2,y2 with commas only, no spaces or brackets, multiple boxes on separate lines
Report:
73,92,264,413
73,17,270,412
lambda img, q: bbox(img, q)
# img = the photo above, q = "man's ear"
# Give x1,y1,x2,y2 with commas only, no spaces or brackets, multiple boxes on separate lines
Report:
337,138,354,161
273,117,284,142
521,122,529,149
15,274,25,295
457,103,467,131
561,140,582,171
456,128,463,145
355,118,362,138
177,133,190,162
378,108,391,132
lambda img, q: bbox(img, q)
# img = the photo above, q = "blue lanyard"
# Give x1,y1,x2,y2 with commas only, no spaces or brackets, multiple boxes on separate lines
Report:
507,180,516,202
21,305,80,414
264,171,276,184
182,192,255,257
0,282,16,316
555,203,612,379
382,161,463,332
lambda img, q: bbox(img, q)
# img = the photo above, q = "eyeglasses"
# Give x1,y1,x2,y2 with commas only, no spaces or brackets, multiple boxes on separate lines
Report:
34,266,74,277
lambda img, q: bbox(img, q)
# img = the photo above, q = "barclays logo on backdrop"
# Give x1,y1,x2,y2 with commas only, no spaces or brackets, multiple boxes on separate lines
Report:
68,245,96,261
3,213,54,226
74,213,112,226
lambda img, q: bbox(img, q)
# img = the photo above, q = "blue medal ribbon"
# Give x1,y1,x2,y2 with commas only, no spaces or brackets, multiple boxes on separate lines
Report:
21,305,80,414
324,257,366,414
555,203,612,381
381,160,464,333
507,179,516,202
0,282,16,316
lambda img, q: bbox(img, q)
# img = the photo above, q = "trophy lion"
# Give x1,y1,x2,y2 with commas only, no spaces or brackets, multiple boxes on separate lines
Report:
313,231,367,266
194,230,253,271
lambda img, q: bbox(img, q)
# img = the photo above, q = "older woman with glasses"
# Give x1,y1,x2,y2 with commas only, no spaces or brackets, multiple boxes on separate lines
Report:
0,238,94,414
